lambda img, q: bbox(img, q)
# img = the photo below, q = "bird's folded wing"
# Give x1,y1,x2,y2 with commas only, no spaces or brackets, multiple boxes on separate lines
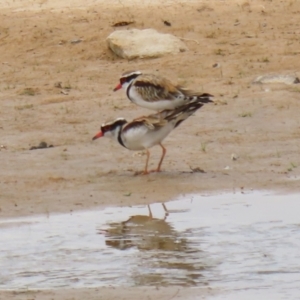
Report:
133,74,181,102
124,117,167,132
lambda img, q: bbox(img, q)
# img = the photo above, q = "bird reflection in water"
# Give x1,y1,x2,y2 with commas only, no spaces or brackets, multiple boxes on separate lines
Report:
98,204,209,286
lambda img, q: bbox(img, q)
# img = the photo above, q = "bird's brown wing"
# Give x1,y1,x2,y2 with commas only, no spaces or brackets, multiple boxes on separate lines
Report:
132,74,182,102
124,116,167,132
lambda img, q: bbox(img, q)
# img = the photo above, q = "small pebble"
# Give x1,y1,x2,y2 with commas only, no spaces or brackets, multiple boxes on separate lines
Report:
231,153,239,161
54,82,62,88
29,141,54,150
70,39,82,44
190,167,205,173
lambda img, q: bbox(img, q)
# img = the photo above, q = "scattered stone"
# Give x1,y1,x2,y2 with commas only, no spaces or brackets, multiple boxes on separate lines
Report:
224,166,231,170
61,90,69,95
70,39,82,44
197,5,214,12
163,20,172,26
112,21,134,27
107,28,188,59
231,153,239,161
30,142,54,150
0,145,7,150
253,74,300,85
54,81,62,88
213,63,221,68
189,166,206,173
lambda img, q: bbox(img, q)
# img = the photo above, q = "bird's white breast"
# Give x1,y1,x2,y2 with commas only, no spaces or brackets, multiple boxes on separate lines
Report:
121,122,174,150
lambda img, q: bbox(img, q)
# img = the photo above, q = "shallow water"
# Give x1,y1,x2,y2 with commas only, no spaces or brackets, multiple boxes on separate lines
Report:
1,191,300,299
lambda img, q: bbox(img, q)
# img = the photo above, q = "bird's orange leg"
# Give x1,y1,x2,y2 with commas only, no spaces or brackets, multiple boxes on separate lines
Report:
143,149,150,175
134,149,150,175
151,143,167,173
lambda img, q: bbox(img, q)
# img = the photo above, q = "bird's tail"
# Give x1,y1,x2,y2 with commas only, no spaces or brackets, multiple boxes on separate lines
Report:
164,94,213,128
194,92,214,104
177,86,214,104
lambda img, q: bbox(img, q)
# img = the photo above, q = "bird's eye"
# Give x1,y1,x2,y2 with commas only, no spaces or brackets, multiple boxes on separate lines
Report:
120,77,126,84
102,125,110,132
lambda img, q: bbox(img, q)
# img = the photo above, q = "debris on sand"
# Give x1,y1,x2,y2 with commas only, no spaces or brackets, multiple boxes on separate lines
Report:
189,166,206,173
163,20,172,26
30,142,54,150
231,153,239,161
112,21,134,27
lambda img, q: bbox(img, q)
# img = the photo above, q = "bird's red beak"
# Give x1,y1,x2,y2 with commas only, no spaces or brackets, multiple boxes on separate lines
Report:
92,131,103,140
113,83,122,92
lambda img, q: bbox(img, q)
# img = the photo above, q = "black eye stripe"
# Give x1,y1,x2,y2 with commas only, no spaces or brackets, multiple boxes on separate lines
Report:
101,125,111,132
120,73,140,84
101,119,127,132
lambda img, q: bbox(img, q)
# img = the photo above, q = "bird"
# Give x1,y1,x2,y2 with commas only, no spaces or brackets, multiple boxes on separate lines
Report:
92,97,213,175
113,70,213,112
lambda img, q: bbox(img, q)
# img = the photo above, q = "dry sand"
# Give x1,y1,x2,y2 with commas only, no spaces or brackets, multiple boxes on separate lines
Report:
1,0,300,299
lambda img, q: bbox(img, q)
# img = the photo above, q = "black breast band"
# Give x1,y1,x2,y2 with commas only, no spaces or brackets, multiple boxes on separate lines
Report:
117,130,127,148
126,82,134,103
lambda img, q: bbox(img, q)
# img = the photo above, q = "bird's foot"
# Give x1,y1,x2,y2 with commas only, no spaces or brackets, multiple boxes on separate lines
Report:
149,168,162,173
134,170,150,176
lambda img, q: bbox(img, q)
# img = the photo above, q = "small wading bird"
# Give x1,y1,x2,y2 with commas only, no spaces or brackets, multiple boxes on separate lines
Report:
92,96,213,174
113,70,213,112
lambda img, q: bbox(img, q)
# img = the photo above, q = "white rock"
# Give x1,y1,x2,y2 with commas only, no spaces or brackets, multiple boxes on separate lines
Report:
252,74,300,85
107,28,188,59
